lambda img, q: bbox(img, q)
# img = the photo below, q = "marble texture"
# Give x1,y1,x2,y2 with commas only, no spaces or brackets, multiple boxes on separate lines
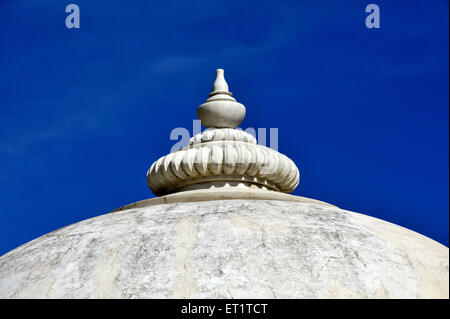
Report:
111,188,335,212
0,199,448,299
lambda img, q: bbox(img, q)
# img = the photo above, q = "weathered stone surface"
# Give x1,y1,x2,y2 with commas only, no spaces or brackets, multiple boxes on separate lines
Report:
111,188,335,212
0,199,447,298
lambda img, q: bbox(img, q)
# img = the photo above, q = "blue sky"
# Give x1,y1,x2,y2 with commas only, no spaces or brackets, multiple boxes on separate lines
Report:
0,0,448,254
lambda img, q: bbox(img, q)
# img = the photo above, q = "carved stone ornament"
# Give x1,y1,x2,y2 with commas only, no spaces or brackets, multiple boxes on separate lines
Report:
147,69,300,196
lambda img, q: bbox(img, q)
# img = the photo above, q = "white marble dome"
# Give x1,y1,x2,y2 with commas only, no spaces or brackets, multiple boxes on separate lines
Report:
1,70,447,299
0,192,448,299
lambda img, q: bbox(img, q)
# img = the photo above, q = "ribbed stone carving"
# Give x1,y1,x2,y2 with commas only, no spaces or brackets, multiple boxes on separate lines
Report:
147,130,299,196
146,69,300,196
189,128,257,145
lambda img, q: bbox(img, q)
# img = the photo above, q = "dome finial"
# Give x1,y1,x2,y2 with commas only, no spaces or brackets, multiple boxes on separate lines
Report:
211,69,229,94
197,69,246,128
147,68,300,197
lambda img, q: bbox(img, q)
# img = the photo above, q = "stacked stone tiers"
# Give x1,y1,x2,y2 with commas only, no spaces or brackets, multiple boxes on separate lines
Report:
147,69,300,196
147,129,299,196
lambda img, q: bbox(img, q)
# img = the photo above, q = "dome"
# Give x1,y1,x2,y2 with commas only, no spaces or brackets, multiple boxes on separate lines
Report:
0,69,447,299
0,193,447,298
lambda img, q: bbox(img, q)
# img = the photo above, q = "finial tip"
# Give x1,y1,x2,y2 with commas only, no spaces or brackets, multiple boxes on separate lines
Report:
213,68,229,93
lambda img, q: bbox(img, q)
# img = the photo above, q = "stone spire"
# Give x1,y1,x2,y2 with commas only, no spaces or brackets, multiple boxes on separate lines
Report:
147,69,299,196
197,69,246,128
